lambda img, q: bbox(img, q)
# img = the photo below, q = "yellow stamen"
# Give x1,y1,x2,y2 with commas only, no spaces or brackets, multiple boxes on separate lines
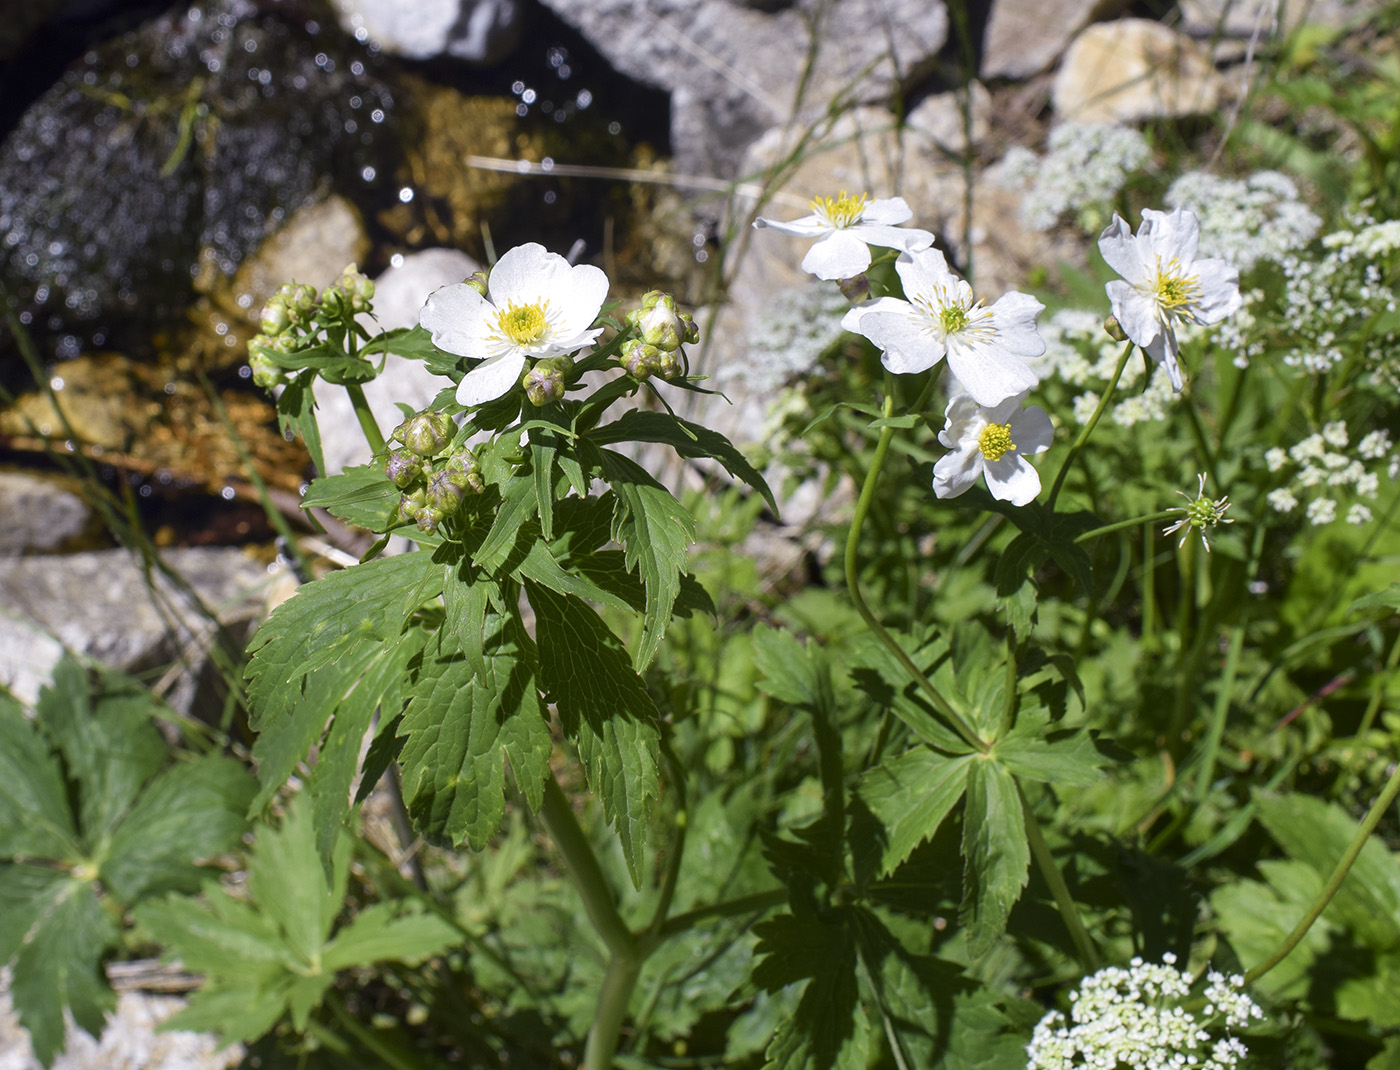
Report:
1154,258,1203,310
977,422,1016,461
497,301,548,345
810,190,869,228
940,305,970,333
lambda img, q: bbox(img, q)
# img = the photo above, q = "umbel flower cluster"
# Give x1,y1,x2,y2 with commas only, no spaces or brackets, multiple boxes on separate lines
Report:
1026,954,1264,1070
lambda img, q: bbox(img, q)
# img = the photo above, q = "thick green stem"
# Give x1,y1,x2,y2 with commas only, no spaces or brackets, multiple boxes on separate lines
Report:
1047,342,1135,511
538,775,634,958
845,383,987,752
1246,756,1400,986
1020,785,1100,969
583,955,645,1070
345,382,387,455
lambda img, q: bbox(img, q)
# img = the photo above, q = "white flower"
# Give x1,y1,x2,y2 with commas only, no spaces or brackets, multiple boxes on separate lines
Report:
1163,473,1234,551
1307,497,1337,525
842,248,1044,407
420,243,609,407
753,192,934,280
1264,447,1288,472
1098,207,1243,391
1267,488,1298,513
1347,503,1373,525
932,391,1053,506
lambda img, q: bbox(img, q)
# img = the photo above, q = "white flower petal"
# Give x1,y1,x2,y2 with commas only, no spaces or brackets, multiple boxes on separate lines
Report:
456,352,527,407
1105,281,1162,350
856,223,935,254
1098,214,1148,284
861,197,915,225
486,242,558,305
800,231,873,279
895,247,961,301
420,283,493,356
988,291,1047,357
753,214,827,237
856,305,945,374
1142,329,1183,391
1139,207,1200,266
548,262,610,337
984,455,1042,506
937,394,983,448
1186,258,1242,324
933,446,982,498
946,342,1039,407
1009,405,1054,455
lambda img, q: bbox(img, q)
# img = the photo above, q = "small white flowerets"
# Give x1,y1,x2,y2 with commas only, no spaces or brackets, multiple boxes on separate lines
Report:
1163,473,1234,551
1026,953,1264,1070
753,192,935,281
420,242,610,407
1098,207,1243,392
842,248,1045,407
932,391,1053,506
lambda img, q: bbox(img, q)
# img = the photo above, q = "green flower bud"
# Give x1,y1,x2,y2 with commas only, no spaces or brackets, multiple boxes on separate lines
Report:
393,411,455,458
385,449,424,489
621,339,659,380
414,503,447,534
627,290,696,352
443,450,486,495
259,296,293,336
424,470,466,518
1104,315,1127,342
395,486,427,527
248,334,295,389
653,348,683,380
837,274,870,304
521,356,572,406
276,282,318,325
463,270,489,296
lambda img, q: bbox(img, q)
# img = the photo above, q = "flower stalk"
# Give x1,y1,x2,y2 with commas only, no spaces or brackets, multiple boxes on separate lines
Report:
1046,340,1135,510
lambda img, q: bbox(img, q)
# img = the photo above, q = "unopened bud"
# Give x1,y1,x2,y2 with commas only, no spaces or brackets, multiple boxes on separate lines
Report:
627,290,696,351
424,470,466,517
276,282,317,325
248,335,294,389
1104,315,1127,342
463,270,489,296
443,450,485,495
521,356,572,406
385,449,424,489
259,297,293,336
393,411,455,458
837,274,870,304
395,486,427,527
653,348,683,380
621,339,659,380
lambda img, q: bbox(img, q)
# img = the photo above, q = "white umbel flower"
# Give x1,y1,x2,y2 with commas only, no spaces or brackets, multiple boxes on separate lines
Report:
1098,207,1243,391
842,248,1045,407
753,192,934,280
932,391,1053,506
420,243,609,407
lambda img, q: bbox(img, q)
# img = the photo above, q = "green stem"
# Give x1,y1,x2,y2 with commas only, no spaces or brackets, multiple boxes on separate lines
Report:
658,888,790,937
345,382,387,455
845,381,987,752
1245,755,1400,986
1073,510,1180,544
646,745,689,937
539,775,634,959
1046,342,1135,511
1355,628,1400,739
1020,785,1100,969
584,955,645,1070
1142,522,1158,650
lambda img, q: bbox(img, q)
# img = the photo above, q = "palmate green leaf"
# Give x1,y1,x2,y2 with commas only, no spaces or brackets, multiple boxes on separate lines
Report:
301,464,400,532
858,748,973,877
1211,860,1326,1001
588,409,778,513
8,872,117,1067
276,370,326,477
752,624,820,707
600,449,696,669
1255,790,1400,950
245,550,443,731
362,323,463,376
993,708,1108,788
320,902,459,972
246,798,352,965
0,697,80,860
398,607,553,848
754,910,871,1070
960,759,1029,959
527,582,661,886
473,473,541,573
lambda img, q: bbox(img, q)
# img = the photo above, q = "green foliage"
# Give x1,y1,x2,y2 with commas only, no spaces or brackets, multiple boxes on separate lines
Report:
0,658,253,1066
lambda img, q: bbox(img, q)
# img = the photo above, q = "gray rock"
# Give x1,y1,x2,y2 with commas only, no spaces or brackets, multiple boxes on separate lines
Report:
535,0,948,179
0,547,274,715
328,0,525,63
0,471,93,556
1052,19,1223,123
981,0,1125,80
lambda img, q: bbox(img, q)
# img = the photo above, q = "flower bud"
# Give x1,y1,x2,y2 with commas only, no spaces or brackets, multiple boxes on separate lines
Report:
385,449,424,489
276,282,317,325
424,469,466,517
627,290,694,351
621,339,659,380
443,450,485,495
463,270,489,296
395,486,427,527
521,356,572,406
393,411,455,458
653,348,683,380
837,274,871,304
248,334,295,389
259,296,293,336
1103,315,1127,342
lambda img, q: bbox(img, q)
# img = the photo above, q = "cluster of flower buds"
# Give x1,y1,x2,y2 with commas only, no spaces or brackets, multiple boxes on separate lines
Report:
521,356,574,406
621,290,699,381
319,263,376,318
386,410,484,533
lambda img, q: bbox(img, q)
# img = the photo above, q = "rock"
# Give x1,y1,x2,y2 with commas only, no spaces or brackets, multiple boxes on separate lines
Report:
981,0,1124,80
1177,0,1373,43
314,249,479,476
0,354,156,451
223,195,370,329
0,971,242,1070
0,546,275,716
0,0,401,365
0,471,94,555
328,0,525,63
906,81,993,158
1052,19,1223,123
535,0,948,179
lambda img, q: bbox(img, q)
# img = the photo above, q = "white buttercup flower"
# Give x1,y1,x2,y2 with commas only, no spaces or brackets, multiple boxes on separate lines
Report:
1098,207,1242,391
753,192,934,280
842,248,1044,407
420,243,609,407
932,391,1053,507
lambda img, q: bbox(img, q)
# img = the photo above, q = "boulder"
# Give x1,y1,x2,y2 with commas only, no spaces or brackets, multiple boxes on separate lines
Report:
327,0,525,63
981,0,1126,80
0,471,94,556
1052,19,1223,123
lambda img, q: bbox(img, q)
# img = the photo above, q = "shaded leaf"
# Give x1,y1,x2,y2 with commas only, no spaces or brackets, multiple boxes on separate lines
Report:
960,760,1029,958
858,748,973,876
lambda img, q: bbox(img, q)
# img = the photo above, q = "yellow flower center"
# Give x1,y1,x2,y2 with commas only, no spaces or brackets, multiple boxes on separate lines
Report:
1153,259,1203,310
977,422,1016,461
810,190,869,228
497,301,548,345
940,305,970,333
